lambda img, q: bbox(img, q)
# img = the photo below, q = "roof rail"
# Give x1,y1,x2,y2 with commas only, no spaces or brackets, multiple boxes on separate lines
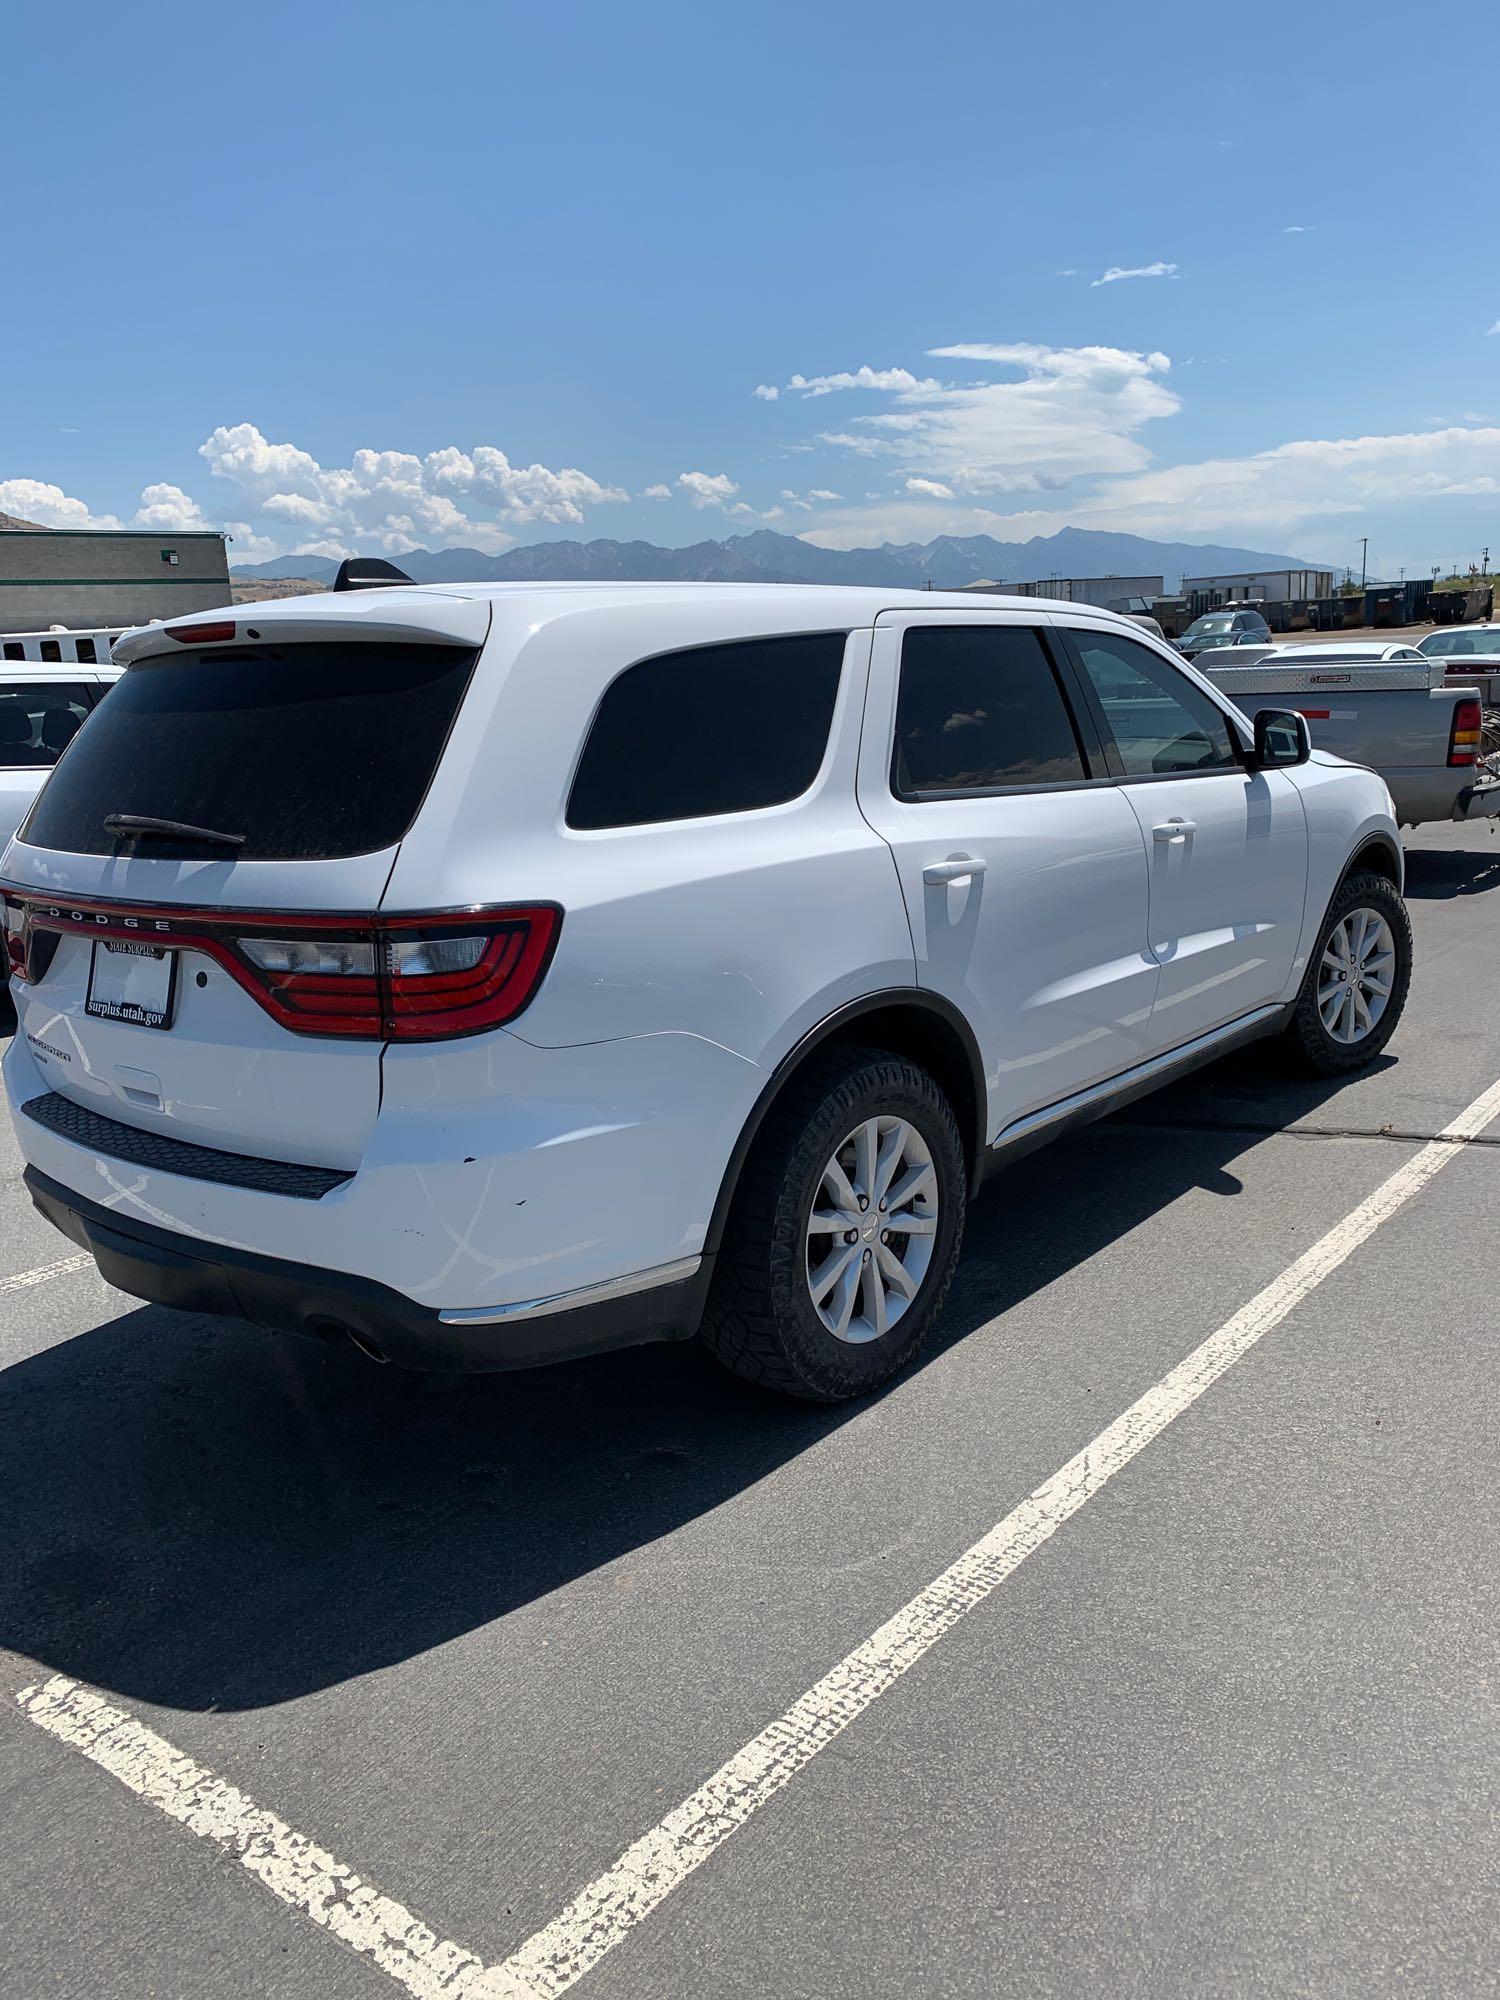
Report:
333,557,414,593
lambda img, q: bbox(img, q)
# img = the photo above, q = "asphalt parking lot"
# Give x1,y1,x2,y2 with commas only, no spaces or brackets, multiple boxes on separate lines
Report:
3,821,1498,2000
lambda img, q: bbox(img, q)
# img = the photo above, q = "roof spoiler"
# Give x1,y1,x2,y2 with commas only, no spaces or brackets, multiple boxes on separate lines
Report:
333,557,414,592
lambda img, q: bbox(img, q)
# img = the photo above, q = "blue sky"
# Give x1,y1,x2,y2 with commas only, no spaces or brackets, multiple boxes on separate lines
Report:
5,0,1497,577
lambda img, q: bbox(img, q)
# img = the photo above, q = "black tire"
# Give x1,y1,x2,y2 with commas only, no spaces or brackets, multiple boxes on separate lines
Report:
701,1046,967,1402
1282,869,1412,1075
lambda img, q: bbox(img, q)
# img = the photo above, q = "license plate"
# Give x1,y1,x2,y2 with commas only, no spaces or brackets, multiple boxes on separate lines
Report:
86,940,177,1030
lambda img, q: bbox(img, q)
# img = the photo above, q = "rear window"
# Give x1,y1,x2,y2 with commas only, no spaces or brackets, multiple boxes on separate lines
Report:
22,642,477,861
567,632,844,830
0,683,92,769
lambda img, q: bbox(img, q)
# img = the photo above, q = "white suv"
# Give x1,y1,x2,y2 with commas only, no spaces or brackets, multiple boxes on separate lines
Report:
1,583,1410,1401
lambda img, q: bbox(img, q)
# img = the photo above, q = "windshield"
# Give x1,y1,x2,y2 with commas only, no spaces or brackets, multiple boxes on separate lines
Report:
1420,631,1499,657
21,641,478,861
1186,616,1236,637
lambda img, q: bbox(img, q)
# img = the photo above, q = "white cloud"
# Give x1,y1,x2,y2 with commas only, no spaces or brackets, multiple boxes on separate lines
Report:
1488,321,1500,336
1091,260,1178,286
769,365,944,399
800,421,1500,550
792,342,1179,498
198,421,626,556
753,384,780,401
131,482,212,532
0,477,123,530
905,477,955,498
640,483,672,499
1284,225,1314,234
777,486,843,512
676,470,739,508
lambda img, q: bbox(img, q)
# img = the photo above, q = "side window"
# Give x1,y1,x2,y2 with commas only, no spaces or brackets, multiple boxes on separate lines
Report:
892,625,1088,798
0,683,92,769
1070,630,1240,777
75,637,97,664
566,632,845,830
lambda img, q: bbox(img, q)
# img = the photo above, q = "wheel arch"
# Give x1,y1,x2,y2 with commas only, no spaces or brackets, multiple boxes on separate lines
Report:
703,990,988,1257
1344,832,1404,891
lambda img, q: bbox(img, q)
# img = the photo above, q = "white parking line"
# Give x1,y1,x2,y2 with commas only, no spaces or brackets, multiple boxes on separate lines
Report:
0,1252,92,1294
16,1069,1500,2000
17,1677,481,2000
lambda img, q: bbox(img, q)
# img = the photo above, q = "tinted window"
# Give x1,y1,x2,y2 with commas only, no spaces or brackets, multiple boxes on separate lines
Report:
892,625,1087,796
1071,631,1239,776
0,683,92,769
75,637,97,664
2,642,24,662
23,643,477,860
567,633,844,830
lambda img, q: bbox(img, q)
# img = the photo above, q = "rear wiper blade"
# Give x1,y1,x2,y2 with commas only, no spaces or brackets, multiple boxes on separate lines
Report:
103,814,246,850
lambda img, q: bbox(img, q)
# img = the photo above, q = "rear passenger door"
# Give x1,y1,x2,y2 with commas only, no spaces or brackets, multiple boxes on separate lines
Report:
1058,625,1308,1055
858,613,1159,1142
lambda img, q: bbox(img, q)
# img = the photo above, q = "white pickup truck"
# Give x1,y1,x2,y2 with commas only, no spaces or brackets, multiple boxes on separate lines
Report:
1198,641,1500,828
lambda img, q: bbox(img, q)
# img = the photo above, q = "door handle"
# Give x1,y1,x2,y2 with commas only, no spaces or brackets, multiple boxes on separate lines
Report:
1152,819,1197,842
923,856,988,885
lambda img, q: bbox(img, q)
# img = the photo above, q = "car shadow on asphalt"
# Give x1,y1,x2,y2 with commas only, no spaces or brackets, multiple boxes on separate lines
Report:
1402,840,1500,900
0,1052,1372,1716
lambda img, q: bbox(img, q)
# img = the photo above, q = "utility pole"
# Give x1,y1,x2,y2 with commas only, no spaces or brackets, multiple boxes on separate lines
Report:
1359,537,1368,590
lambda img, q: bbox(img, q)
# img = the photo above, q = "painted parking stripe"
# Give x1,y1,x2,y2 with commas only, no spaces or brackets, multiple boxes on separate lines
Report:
17,1069,1500,2000
16,1676,482,2000
0,1252,92,1294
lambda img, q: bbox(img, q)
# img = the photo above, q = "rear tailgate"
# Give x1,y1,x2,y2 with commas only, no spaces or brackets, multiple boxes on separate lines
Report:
3,594,489,1171
1197,649,1466,770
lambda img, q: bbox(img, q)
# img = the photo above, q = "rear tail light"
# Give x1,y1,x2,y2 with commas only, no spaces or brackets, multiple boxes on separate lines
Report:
0,895,560,1041
3,896,25,979
1449,697,1483,767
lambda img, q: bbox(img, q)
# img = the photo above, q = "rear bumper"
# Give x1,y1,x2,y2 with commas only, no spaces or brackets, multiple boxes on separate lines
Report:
25,1165,709,1373
1453,778,1500,822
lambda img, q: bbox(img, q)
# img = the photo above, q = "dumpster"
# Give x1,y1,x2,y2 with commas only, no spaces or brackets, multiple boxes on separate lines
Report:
1365,585,1406,628
1428,590,1467,625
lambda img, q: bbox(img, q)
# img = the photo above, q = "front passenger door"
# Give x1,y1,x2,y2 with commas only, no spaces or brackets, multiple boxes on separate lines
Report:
858,614,1160,1140
1060,626,1308,1056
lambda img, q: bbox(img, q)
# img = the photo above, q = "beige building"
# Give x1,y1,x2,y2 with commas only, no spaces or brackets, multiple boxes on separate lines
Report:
0,528,230,633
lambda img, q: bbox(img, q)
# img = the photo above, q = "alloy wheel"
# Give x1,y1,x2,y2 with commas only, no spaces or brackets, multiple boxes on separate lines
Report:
1317,907,1396,1046
805,1117,939,1344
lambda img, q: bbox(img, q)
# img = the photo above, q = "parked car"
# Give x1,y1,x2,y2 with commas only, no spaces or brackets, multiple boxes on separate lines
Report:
2,584,1410,1402
0,657,121,1024
1417,627,1500,765
1195,640,1500,826
1175,608,1272,659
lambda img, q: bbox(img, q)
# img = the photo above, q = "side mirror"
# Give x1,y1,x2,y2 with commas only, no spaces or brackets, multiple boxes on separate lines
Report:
1249,708,1311,769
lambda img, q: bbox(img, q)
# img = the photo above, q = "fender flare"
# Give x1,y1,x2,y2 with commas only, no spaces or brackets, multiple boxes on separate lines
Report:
702,988,989,1258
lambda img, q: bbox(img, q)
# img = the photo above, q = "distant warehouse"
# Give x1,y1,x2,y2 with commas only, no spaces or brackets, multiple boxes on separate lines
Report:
0,527,230,632
1182,567,1334,608
960,574,1163,608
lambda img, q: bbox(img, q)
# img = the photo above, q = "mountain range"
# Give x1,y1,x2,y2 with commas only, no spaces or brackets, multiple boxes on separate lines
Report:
231,527,1316,591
